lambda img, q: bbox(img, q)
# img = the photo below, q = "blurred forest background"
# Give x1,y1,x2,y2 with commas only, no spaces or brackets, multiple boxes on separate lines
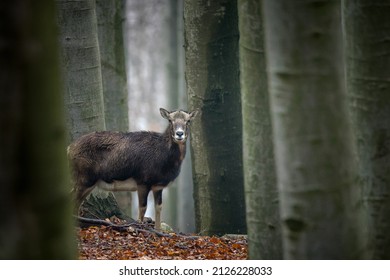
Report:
1,0,390,260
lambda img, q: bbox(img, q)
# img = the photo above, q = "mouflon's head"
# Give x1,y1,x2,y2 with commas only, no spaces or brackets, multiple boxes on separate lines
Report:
160,108,199,144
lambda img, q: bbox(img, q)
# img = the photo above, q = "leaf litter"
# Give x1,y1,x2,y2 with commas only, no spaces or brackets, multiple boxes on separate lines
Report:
77,225,247,260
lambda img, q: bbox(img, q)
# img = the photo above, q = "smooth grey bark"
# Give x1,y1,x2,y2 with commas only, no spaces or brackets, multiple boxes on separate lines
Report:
237,0,282,259
184,0,246,235
57,0,106,142
343,0,390,259
96,0,131,217
96,0,128,132
263,0,365,259
176,0,195,233
57,0,125,219
0,0,76,259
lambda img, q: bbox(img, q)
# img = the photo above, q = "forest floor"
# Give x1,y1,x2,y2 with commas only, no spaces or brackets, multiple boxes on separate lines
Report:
77,224,247,260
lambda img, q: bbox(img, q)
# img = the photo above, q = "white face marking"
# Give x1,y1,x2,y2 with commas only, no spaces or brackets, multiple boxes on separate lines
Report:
160,108,199,144
169,111,191,143
174,127,185,142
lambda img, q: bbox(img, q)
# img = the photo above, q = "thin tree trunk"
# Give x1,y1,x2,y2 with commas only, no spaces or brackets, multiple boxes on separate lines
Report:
184,0,246,236
343,0,390,259
0,0,76,259
96,0,128,132
237,0,282,259
263,0,365,259
162,0,179,229
176,0,195,233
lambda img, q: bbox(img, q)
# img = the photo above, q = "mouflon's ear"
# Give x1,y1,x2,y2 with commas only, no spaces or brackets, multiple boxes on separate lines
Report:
189,109,199,120
160,108,171,120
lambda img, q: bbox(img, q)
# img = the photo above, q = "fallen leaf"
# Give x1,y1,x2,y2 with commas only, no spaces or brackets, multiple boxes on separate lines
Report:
77,226,247,260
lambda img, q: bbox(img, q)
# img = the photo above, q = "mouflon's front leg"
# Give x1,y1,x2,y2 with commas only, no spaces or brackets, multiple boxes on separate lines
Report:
137,185,150,223
152,188,163,230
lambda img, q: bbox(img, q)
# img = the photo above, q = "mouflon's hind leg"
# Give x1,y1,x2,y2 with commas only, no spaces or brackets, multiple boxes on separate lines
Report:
72,184,94,215
152,188,163,230
137,185,150,223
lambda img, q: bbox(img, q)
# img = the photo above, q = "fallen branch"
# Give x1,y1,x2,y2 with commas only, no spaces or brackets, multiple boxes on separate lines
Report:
74,215,171,237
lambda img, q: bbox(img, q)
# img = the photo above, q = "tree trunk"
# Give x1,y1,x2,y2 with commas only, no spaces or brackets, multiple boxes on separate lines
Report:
176,0,195,233
164,0,180,229
184,0,246,236
57,0,106,142
96,0,132,218
237,0,282,259
0,0,76,259
263,0,365,259
96,0,128,132
343,0,390,259
57,0,125,220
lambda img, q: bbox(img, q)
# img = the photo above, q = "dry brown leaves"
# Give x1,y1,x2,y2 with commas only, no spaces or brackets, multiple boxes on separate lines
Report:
77,226,247,260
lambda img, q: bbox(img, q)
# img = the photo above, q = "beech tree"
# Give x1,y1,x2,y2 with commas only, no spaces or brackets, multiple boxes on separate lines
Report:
57,0,126,219
96,0,128,132
57,0,106,142
263,0,365,259
184,0,246,235
0,0,76,259
343,0,390,259
237,0,282,259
